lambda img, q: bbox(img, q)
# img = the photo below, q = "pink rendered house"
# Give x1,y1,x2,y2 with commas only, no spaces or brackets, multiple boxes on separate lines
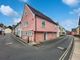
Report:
19,4,58,43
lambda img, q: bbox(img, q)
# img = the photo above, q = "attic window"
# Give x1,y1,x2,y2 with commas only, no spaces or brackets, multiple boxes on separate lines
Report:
23,21,29,27
24,11,27,16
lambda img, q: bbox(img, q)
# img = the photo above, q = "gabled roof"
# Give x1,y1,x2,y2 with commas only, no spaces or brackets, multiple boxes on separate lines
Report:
27,4,58,25
14,22,21,28
72,28,76,31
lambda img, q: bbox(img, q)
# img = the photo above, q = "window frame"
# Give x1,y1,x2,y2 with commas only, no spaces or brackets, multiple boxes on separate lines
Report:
24,11,27,16
23,21,29,27
42,20,46,28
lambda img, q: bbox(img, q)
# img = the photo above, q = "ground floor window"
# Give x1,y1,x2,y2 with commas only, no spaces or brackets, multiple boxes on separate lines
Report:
22,31,27,36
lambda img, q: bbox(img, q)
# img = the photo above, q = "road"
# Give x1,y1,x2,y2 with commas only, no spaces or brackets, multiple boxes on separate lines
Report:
0,34,74,60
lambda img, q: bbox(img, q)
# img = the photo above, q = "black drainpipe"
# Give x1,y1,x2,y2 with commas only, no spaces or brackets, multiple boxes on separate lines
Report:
34,15,37,42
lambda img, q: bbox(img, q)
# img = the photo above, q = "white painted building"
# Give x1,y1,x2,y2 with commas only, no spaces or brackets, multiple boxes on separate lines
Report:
4,28,12,33
14,22,22,37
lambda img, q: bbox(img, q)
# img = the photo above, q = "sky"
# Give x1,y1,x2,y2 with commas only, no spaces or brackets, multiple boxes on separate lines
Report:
0,0,80,31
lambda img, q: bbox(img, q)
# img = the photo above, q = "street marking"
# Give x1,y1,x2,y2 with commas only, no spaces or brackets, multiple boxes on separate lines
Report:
6,42,13,45
57,47,65,50
59,39,73,60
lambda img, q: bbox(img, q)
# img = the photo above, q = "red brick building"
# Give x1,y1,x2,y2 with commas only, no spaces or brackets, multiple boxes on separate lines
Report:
15,4,59,43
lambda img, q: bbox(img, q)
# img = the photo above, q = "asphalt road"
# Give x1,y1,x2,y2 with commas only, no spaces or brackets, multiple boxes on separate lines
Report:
0,34,73,60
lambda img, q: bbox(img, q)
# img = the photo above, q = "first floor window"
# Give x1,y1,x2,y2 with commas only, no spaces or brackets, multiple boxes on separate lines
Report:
42,20,45,28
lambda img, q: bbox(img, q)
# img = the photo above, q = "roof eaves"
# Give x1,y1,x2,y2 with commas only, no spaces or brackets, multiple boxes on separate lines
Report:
26,4,58,25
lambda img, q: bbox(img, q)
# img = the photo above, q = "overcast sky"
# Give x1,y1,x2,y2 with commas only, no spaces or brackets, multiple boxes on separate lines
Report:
0,0,80,31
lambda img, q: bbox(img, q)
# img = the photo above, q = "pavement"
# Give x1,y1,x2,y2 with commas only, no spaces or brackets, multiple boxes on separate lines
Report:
0,33,74,60
71,37,80,60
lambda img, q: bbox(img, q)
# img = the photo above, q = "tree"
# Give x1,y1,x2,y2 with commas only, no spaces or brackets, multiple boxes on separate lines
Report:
7,26,13,30
0,23,4,27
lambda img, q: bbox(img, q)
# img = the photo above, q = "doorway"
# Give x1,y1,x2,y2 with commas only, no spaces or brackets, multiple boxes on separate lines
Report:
44,32,48,40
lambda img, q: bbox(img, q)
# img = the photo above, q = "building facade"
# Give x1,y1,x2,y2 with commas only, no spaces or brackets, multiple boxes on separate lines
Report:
15,4,59,43
4,28,12,33
71,17,80,36
71,28,77,35
58,25,66,36
15,22,22,37
77,17,80,35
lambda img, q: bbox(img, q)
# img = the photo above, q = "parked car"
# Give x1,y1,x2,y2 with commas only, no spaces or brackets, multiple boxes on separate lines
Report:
0,29,5,35
0,28,2,35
